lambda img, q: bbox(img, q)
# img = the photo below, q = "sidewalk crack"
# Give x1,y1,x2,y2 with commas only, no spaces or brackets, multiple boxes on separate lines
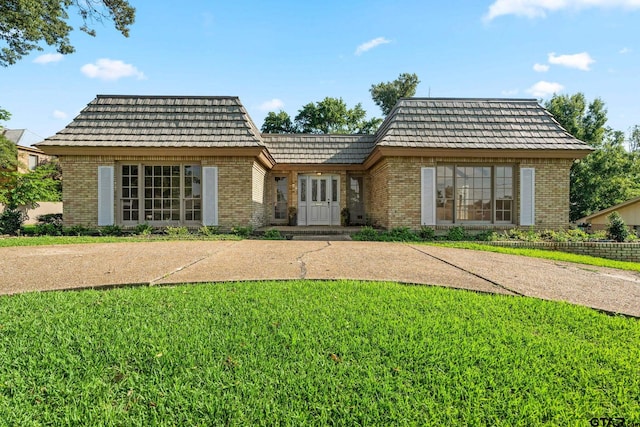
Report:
297,242,331,279
409,245,525,297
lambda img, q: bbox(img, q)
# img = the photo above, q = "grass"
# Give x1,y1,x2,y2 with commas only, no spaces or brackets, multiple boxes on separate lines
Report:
0,234,242,248
427,241,640,273
0,280,638,426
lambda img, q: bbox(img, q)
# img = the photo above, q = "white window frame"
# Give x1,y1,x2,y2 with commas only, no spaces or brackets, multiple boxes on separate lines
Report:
433,165,515,225
117,163,205,226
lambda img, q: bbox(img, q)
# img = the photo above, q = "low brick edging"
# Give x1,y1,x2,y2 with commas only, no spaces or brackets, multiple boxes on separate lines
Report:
482,241,640,263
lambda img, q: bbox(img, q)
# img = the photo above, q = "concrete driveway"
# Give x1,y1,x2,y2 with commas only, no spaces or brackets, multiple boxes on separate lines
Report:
1,240,639,317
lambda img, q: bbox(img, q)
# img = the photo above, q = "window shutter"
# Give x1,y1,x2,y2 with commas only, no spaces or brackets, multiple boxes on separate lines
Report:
421,167,436,226
202,166,219,226
520,168,535,226
97,166,114,226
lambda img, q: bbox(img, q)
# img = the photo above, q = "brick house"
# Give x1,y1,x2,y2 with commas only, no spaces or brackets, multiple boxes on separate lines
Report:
37,95,592,230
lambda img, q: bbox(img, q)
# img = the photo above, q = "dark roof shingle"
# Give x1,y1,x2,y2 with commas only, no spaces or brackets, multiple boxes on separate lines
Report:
262,134,375,164
375,98,591,150
39,95,264,148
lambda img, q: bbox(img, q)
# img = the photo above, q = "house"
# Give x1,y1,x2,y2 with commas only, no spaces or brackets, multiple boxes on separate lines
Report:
578,196,640,232
36,95,592,230
2,129,53,173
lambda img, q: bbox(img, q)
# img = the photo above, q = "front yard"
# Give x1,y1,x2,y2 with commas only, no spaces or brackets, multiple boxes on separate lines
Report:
1,280,638,425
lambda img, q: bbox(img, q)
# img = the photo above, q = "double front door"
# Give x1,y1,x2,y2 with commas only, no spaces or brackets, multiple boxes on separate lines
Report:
298,175,339,225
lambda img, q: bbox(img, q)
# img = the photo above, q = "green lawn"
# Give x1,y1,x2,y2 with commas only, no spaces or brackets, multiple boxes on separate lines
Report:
1,280,638,426
0,234,241,247
427,241,640,272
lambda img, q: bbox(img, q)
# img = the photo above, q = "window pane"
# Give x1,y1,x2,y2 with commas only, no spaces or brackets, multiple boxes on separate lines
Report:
312,179,318,202
332,178,338,202
495,166,513,223
320,179,326,202
300,178,306,202
455,166,491,222
274,176,288,220
436,166,455,222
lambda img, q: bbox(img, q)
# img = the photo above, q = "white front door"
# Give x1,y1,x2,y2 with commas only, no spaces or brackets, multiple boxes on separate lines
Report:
309,176,331,225
298,175,340,226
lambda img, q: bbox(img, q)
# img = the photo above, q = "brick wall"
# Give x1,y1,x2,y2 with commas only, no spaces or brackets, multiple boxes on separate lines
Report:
369,156,573,230
368,159,391,228
483,241,640,263
58,155,265,229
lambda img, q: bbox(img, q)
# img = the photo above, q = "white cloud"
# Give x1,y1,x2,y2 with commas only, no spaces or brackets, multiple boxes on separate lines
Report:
502,89,519,96
548,52,595,70
526,81,564,97
33,53,64,64
52,110,68,120
81,58,146,81
355,37,390,56
533,63,550,72
484,0,640,21
258,99,285,111
619,47,632,54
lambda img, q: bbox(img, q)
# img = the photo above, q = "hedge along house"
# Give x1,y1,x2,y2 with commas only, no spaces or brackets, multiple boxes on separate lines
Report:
37,95,592,231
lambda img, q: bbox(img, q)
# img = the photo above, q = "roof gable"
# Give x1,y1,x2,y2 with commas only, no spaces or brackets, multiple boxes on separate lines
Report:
39,95,264,148
374,98,591,151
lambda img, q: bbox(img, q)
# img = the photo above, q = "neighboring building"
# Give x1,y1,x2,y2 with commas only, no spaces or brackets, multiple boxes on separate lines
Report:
37,95,592,230
578,196,640,232
2,128,53,173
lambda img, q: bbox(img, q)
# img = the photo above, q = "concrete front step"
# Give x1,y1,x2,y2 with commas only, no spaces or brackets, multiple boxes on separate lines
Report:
291,234,353,241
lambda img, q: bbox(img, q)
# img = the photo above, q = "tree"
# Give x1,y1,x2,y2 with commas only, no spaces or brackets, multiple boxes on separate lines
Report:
293,97,381,134
370,73,420,116
544,93,607,146
261,111,297,134
0,108,16,170
569,128,640,220
628,125,640,152
543,93,638,221
0,0,135,66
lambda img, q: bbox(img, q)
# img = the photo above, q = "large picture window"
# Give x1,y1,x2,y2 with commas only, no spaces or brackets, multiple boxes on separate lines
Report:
436,165,513,224
120,164,202,225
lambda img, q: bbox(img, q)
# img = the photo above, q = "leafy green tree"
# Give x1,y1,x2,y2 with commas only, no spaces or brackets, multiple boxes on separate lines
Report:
545,93,607,146
543,93,640,220
628,125,640,152
293,97,381,134
0,0,135,66
261,111,297,134
570,129,640,220
370,73,420,116
0,166,61,211
0,109,16,170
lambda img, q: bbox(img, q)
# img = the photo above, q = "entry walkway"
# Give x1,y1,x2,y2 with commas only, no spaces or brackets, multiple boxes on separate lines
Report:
1,240,638,317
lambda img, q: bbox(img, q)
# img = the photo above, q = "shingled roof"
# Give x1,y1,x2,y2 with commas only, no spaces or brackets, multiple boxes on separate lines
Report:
39,95,264,148
375,98,591,151
38,95,591,162
262,134,376,164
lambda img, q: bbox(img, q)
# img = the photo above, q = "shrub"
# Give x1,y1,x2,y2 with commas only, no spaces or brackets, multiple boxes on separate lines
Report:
101,225,123,236
37,213,63,226
475,230,498,242
199,225,220,236
262,228,284,240
165,226,190,237
446,226,466,241
34,223,63,236
607,211,629,242
135,222,154,236
63,225,95,236
352,226,380,241
0,209,26,235
231,225,253,238
387,227,417,242
418,226,436,241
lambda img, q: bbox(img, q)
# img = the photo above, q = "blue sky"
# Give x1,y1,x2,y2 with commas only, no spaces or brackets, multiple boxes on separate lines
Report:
2,0,639,144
